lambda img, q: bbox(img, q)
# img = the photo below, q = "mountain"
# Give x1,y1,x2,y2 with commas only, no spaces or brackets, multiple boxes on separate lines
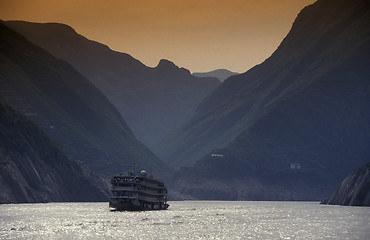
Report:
4,21,220,147
193,69,239,82
158,0,370,200
322,162,370,206
0,96,108,203
0,22,170,178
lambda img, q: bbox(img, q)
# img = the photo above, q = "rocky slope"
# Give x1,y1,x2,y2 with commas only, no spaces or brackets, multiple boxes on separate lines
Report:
322,162,370,206
0,22,170,178
164,0,370,200
0,97,109,203
4,20,220,147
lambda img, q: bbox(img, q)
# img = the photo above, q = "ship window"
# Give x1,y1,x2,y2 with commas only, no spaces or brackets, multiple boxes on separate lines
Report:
119,183,132,187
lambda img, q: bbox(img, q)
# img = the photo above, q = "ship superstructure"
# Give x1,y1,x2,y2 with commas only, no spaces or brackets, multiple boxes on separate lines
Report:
109,170,169,211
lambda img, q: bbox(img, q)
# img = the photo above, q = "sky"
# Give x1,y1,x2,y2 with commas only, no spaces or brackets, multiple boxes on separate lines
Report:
1,0,316,73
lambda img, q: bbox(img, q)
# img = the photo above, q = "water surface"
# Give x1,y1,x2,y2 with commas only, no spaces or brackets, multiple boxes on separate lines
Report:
0,201,369,239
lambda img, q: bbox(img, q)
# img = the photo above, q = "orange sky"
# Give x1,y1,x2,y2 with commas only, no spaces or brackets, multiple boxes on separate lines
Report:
1,0,316,73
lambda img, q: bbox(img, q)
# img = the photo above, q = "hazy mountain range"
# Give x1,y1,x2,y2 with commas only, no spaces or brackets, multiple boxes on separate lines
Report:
193,69,239,82
3,20,220,147
0,22,170,180
1,0,369,203
156,0,370,200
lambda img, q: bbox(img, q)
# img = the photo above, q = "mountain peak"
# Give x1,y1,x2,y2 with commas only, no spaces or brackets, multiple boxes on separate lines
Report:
156,59,178,69
155,59,192,75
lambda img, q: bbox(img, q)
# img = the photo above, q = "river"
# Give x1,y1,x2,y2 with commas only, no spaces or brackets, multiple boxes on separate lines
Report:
0,201,369,239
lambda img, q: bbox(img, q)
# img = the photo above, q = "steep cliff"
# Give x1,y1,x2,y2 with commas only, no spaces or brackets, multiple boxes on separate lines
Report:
0,97,109,203
165,0,370,200
322,162,370,206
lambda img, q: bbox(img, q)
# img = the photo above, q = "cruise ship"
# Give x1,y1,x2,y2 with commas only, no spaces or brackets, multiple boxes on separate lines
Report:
109,170,169,211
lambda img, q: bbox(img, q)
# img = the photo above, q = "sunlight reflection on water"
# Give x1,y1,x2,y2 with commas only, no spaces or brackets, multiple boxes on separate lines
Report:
0,201,369,239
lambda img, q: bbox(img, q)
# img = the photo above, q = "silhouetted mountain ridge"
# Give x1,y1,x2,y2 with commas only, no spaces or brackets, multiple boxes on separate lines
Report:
0,22,170,179
193,69,239,82
4,20,220,147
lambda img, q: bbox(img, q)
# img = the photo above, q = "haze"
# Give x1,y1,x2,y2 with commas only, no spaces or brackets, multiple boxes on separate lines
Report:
1,0,316,73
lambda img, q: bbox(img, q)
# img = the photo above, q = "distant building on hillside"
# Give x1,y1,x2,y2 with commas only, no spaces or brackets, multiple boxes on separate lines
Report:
290,163,301,169
211,153,224,157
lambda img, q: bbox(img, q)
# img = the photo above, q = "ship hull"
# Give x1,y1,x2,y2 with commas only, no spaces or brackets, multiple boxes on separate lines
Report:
109,198,169,211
